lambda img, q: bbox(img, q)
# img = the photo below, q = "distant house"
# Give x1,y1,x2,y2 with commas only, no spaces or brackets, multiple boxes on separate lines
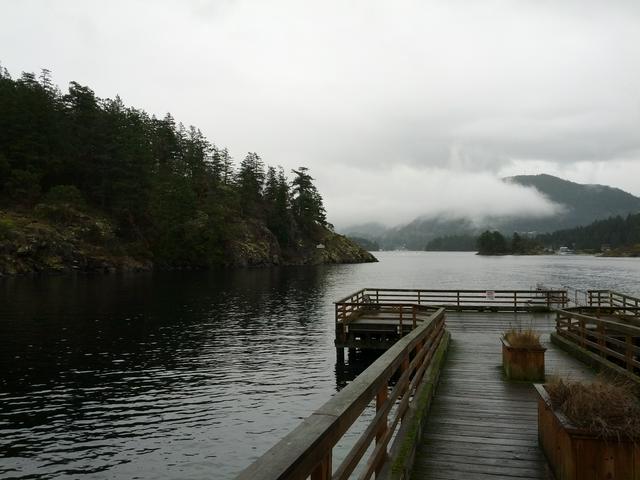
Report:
316,243,326,249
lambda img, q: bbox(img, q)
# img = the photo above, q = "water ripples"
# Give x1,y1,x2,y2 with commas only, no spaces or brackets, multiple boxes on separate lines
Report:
1,254,639,478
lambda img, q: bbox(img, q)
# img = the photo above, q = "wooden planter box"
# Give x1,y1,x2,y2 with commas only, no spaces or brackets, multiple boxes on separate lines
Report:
535,384,640,480
501,338,545,381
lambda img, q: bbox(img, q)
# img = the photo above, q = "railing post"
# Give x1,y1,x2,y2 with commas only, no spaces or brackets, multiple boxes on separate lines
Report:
412,305,417,329
398,305,403,334
342,303,348,335
513,291,517,310
626,335,633,372
597,323,606,358
311,452,332,480
609,291,613,308
375,384,389,475
418,290,421,305
401,353,410,400
456,291,460,309
546,291,551,309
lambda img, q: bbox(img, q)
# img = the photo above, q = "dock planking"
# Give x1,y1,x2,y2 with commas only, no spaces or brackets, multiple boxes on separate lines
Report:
411,312,594,480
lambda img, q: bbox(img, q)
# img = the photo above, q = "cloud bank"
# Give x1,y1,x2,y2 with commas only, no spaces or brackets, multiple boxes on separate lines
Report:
323,167,563,228
1,0,639,227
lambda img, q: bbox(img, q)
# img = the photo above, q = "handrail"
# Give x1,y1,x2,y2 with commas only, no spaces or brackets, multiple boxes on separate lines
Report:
335,289,568,325
554,307,640,377
236,308,447,480
587,290,640,312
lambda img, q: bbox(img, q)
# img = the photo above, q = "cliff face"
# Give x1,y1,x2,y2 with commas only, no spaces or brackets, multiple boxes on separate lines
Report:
0,209,151,275
189,217,377,267
0,208,376,275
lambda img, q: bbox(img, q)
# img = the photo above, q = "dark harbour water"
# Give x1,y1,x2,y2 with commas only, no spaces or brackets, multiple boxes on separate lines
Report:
1,252,639,479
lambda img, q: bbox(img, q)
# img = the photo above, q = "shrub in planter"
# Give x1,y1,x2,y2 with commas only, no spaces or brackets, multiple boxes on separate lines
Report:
502,328,546,381
536,378,640,480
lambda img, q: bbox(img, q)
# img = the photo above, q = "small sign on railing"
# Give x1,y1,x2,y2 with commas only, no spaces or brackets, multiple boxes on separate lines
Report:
485,290,495,301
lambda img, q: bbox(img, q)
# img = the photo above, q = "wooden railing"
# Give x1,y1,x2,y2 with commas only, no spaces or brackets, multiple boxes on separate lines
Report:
337,302,439,330
587,290,640,317
335,289,568,326
555,308,640,378
236,308,447,480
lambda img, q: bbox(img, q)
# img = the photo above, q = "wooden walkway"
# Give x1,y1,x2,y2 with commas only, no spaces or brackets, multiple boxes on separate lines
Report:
411,312,595,480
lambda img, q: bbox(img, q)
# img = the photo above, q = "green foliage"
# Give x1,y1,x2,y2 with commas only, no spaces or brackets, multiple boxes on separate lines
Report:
291,167,326,228
4,169,41,202
0,218,15,240
477,230,509,255
537,213,640,251
0,67,330,266
45,185,85,205
34,203,80,224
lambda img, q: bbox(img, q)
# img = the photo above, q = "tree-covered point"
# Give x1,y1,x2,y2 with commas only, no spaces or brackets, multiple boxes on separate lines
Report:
476,231,509,255
537,213,640,253
0,66,337,268
476,231,543,255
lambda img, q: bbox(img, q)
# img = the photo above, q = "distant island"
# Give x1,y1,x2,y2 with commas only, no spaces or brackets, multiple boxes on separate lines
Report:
425,213,640,257
0,68,375,274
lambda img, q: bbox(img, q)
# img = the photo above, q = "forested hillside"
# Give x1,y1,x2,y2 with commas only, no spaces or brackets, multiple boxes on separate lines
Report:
426,213,640,256
345,174,640,250
0,67,375,273
538,213,640,254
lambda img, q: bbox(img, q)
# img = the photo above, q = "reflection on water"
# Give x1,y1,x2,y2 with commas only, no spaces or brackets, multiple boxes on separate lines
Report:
1,252,639,479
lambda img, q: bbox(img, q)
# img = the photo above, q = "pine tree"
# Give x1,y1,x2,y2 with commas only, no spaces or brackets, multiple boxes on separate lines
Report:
291,167,326,227
237,152,265,211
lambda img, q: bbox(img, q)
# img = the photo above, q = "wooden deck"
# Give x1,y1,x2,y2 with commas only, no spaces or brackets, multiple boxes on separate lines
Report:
239,288,638,480
411,311,595,480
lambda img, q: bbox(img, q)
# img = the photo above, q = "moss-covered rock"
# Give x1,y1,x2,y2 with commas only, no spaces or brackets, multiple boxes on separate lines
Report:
0,209,150,275
0,209,376,275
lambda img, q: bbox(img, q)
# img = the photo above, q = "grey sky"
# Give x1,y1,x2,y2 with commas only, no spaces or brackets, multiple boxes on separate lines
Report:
2,0,639,227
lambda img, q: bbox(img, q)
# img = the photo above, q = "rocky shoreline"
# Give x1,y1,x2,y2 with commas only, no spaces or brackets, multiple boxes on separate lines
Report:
0,209,377,275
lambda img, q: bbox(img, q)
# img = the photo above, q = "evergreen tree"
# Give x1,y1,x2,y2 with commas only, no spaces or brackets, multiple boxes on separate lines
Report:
237,152,265,211
291,167,326,227
0,66,347,268
477,230,509,255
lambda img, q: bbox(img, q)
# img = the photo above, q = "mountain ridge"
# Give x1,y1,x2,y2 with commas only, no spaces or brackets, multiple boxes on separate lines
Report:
342,174,640,250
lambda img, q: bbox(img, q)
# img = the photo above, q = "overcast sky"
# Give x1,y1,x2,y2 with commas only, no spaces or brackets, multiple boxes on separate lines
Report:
2,0,640,227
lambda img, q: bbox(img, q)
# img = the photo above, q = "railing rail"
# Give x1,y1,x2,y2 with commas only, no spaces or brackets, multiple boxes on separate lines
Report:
237,308,447,480
587,290,640,317
555,307,640,378
335,289,568,326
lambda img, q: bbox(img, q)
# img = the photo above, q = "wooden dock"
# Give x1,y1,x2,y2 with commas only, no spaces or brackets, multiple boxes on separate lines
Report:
237,288,640,480
412,311,594,480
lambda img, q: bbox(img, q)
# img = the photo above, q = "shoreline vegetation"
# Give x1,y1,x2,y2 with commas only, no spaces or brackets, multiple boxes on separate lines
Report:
424,212,640,257
0,67,375,275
